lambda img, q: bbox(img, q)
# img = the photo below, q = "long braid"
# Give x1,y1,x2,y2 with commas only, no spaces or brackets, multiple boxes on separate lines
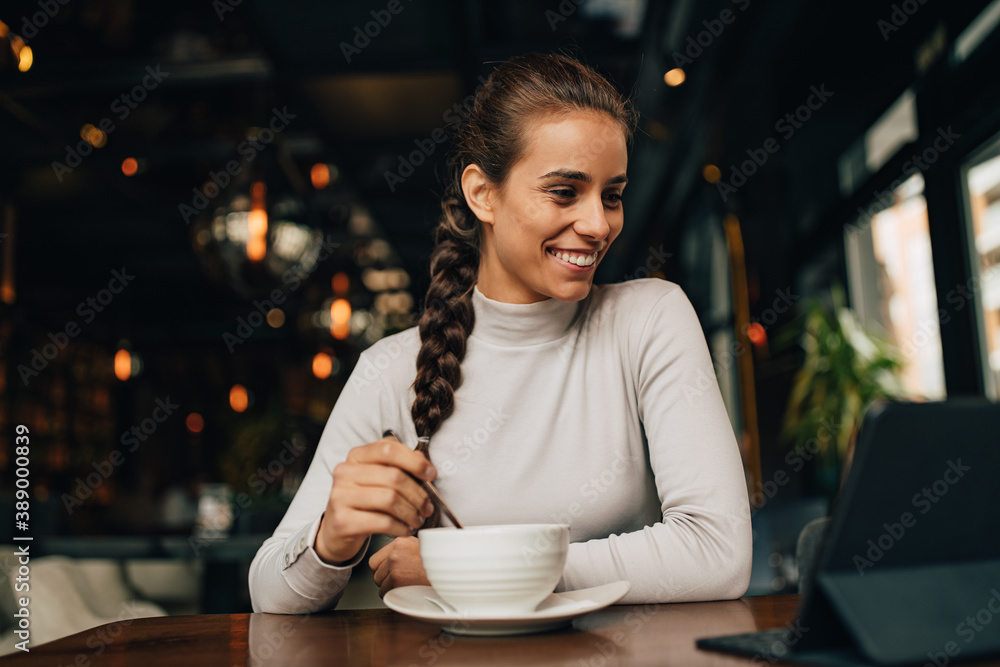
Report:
411,197,479,527
412,212,479,441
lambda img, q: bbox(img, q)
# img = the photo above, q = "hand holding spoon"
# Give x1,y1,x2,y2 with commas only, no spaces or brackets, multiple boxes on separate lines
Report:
382,429,464,529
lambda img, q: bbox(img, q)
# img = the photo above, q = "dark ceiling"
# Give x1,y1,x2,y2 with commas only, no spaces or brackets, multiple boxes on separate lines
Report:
2,0,997,347
1,0,647,345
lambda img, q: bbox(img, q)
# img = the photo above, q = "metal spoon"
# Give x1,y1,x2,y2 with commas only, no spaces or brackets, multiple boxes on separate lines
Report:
382,429,464,529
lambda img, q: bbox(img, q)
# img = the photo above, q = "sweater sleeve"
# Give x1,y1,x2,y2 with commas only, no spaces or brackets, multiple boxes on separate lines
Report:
248,348,389,614
558,283,753,603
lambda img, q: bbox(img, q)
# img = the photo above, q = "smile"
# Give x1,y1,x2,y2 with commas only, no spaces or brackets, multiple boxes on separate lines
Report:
546,248,598,268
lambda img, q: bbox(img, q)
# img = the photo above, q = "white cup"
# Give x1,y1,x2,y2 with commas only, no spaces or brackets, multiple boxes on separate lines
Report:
419,524,570,616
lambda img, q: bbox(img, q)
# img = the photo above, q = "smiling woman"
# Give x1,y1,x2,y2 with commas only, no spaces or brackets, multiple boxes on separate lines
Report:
249,51,752,613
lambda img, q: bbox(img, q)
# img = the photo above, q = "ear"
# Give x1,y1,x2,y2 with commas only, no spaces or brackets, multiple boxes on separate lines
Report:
461,164,496,227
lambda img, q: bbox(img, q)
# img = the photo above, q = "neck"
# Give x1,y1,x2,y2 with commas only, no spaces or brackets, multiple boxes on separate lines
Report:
476,252,548,304
469,282,585,346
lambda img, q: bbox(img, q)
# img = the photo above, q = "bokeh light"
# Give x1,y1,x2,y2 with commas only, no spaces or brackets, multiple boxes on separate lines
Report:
332,272,349,296
664,68,686,87
229,384,249,412
121,157,139,177
17,45,33,72
747,322,767,347
311,163,330,189
312,352,333,379
114,349,131,381
246,235,266,261
330,298,351,339
247,182,267,261
266,308,285,328
80,124,107,148
186,413,205,433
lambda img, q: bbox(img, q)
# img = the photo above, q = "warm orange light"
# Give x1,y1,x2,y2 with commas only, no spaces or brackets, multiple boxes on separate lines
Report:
114,349,131,381
664,68,686,87
332,272,349,296
246,181,267,261
0,21,9,39
17,45,33,72
229,384,249,412
186,413,205,433
703,164,721,183
746,322,767,347
248,207,267,236
121,157,139,177
266,308,285,328
312,352,333,379
93,483,112,504
330,298,351,339
80,124,107,148
311,163,331,189
246,235,265,261
1,233,14,304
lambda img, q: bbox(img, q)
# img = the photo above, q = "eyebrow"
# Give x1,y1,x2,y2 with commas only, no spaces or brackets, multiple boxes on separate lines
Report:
540,170,628,186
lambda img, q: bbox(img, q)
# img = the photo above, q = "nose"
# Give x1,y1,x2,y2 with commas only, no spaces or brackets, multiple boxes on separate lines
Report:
574,192,612,240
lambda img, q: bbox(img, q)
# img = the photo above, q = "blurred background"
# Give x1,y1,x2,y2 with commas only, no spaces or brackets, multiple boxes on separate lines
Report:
1,0,999,647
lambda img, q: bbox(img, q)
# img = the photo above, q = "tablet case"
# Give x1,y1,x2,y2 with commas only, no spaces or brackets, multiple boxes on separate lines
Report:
696,399,1000,666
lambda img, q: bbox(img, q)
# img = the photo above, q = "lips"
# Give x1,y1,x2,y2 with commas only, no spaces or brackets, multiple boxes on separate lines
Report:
546,248,598,267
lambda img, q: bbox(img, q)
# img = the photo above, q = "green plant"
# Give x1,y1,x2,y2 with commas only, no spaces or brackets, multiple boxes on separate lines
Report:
775,287,905,482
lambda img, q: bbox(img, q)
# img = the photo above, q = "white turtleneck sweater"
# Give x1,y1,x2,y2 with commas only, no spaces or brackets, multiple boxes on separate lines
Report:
249,278,752,613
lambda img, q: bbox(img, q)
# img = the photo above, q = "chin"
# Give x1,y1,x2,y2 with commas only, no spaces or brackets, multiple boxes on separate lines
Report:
547,280,593,302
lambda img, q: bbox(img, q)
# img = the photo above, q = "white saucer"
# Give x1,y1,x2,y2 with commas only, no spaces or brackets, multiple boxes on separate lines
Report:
383,580,630,636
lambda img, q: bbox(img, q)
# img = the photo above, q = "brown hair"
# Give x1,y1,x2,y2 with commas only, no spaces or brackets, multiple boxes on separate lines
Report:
410,51,638,526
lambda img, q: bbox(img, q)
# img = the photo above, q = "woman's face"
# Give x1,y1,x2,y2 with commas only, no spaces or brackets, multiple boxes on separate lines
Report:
469,110,628,304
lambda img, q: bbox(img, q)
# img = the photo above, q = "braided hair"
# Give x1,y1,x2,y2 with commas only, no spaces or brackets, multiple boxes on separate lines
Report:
410,52,638,526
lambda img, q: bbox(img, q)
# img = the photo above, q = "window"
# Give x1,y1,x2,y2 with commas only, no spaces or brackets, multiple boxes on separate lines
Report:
962,136,1000,398
845,173,946,399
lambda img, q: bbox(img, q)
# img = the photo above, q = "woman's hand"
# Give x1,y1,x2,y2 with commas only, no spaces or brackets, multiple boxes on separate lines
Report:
369,536,429,597
314,436,436,565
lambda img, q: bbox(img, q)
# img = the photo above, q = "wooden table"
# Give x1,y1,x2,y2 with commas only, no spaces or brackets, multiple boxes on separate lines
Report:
4,595,801,666
12,593,1000,666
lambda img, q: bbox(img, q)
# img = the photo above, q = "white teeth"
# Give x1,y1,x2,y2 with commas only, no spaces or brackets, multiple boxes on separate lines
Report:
549,249,597,267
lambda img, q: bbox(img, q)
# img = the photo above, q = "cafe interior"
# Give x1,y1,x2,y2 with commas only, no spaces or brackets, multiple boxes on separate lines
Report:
1,0,1000,662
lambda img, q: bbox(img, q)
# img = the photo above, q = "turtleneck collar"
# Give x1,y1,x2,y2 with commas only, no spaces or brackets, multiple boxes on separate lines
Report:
469,282,585,347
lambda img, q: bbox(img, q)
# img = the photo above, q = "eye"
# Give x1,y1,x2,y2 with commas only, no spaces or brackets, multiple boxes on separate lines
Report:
603,192,623,206
548,188,576,199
